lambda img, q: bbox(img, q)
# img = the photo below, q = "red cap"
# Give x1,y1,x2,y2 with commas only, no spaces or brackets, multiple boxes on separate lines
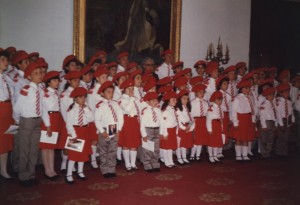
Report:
117,51,129,59
98,81,114,94
237,80,251,89
223,65,236,74
216,75,229,87
158,85,173,93
65,71,81,80
88,56,99,65
206,61,219,75
235,62,247,69
5,47,16,53
24,62,40,78
36,57,48,68
127,62,138,70
28,52,39,58
112,71,127,82
262,87,276,97
194,60,206,68
210,91,223,102
143,92,158,101
43,71,60,82
174,77,188,88
70,87,88,98
94,50,107,56
94,68,109,78
157,76,173,85
107,62,118,69
81,64,92,75
161,49,173,57
120,79,134,90
291,75,300,83
142,74,156,83
143,80,156,92
130,69,142,79
276,82,290,93
190,76,203,86
242,72,254,81
192,84,207,92
162,91,178,101
278,70,290,81
12,51,29,65
173,68,192,80
177,89,189,98
259,78,274,86
62,55,77,69
172,61,184,70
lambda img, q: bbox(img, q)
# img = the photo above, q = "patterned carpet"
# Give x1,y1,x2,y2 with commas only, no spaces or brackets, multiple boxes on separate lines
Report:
1,146,300,205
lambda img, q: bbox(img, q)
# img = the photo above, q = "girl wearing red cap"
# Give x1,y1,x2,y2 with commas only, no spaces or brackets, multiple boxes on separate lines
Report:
58,55,78,93
65,87,93,184
161,92,178,168
176,90,194,164
132,70,144,100
107,62,118,81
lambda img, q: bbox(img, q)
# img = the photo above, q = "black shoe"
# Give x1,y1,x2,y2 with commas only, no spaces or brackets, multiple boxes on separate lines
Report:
29,178,39,185
20,180,32,187
65,176,75,184
116,159,123,165
60,169,66,174
44,174,59,181
76,173,87,180
0,175,14,181
145,169,153,173
132,166,139,171
103,173,111,178
152,168,160,172
109,173,117,178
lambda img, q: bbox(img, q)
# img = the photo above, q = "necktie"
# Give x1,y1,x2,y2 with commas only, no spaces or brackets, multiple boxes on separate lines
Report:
138,88,143,99
54,90,60,110
2,75,11,100
284,99,288,118
109,103,118,122
173,108,179,123
185,105,192,121
151,108,157,122
270,101,277,119
200,100,204,116
36,89,41,116
218,106,223,119
224,92,229,111
247,95,254,115
86,83,90,90
168,65,171,76
78,107,84,126
230,82,235,100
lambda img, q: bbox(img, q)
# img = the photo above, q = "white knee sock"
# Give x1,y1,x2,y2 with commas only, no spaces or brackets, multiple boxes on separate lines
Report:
67,160,75,177
208,146,215,162
242,146,250,160
129,150,137,168
190,145,197,158
122,150,130,168
91,145,97,162
61,151,68,170
235,145,242,159
167,150,174,166
213,147,219,161
77,162,85,177
117,147,122,160
248,141,253,155
176,148,183,163
163,149,170,166
196,145,202,158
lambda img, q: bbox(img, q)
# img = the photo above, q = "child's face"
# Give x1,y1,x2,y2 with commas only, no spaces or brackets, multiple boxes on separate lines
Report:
211,69,219,79
281,90,290,99
238,67,246,76
17,59,30,71
242,87,250,95
196,90,205,98
181,95,189,105
82,72,93,83
69,78,80,88
221,81,229,91
174,66,183,74
76,95,86,106
196,65,205,75
148,99,158,107
134,74,142,87
117,76,126,86
28,68,42,84
0,56,8,71
101,87,114,100
92,63,100,71
68,61,78,72
109,67,117,76
163,54,173,64
40,67,47,79
169,98,177,107
49,78,60,89
178,85,186,91
266,93,275,101
125,86,134,95
118,56,129,67
227,71,236,81
99,54,107,64
96,74,107,84
148,87,156,92
215,98,223,106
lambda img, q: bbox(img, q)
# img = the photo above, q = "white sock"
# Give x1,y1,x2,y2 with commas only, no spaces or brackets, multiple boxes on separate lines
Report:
117,147,122,160
77,162,85,176
167,150,174,166
181,148,189,162
67,160,75,177
190,146,196,158
242,146,250,159
213,147,219,161
91,145,97,162
208,147,215,162
235,145,242,159
122,150,130,168
176,148,183,163
196,145,202,158
61,151,68,170
248,142,253,155
163,149,170,166
129,150,137,168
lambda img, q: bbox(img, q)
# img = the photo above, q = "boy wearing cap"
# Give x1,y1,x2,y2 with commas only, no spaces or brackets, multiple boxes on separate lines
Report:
140,92,164,172
13,62,43,186
95,81,124,178
193,60,207,79
80,64,94,90
205,61,219,100
236,62,247,83
156,49,174,79
107,62,118,81
223,65,238,100
117,52,129,73
58,55,78,93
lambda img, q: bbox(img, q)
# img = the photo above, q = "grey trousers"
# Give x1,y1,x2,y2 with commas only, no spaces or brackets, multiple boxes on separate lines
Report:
12,133,20,172
98,135,118,174
142,128,160,170
275,118,291,156
259,121,276,158
18,117,41,181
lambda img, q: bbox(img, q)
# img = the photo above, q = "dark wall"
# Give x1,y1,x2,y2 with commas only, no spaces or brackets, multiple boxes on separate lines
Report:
249,0,300,75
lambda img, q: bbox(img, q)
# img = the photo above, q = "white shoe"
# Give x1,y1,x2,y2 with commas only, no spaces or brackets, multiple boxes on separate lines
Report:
91,161,99,169
183,158,190,164
243,156,250,160
177,158,184,164
213,157,220,162
217,153,224,158
209,157,215,163
236,156,243,161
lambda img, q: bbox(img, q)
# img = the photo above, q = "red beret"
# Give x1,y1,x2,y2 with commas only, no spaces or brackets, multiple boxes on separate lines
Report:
223,65,236,74
276,82,290,93
235,62,247,69
94,50,107,56
98,81,114,94
94,68,109,78
157,76,173,85
130,69,142,79
43,71,60,82
172,61,184,70
24,62,40,78
143,92,158,101
70,87,88,98
143,80,156,92
142,73,156,83
278,70,290,81
237,80,251,89
62,55,77,69
174,77,188,88
206,61,219,75
190,76,203,86
291,75,300,83
192,84,207,92
162,91,178,101
117,51,129,59
81,64,92,75
173,68,192,80
259,78,274,86
127,62,138,70
112,71,127,82
88,56,100,65
107,62,118,69
36,57,48,68
262,87,276,97
161,49,173,57
210,91,223,102
5,47,16,53
120,79,134,90
158,85,173,93
242,72,254,81
216,75,229,87
65,71,81,80
28,52,39,58
193,60,206,68
177,89,189,98
12,51,29,65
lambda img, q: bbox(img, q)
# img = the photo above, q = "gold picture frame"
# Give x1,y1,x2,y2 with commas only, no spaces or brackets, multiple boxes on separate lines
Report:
73,0,182,63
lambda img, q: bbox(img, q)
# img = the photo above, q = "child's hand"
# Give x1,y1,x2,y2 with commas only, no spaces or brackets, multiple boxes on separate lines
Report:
186,126,190,132
143,137,148,142
102,132,109,138
47,127,52,137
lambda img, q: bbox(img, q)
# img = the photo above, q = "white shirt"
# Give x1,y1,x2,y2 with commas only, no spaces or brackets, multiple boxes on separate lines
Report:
290,85,298,105
60,87,74,122
295,90,300,112
66,103,93,139
113,86,122,101
162,106,178,136
42,87,60,127
259,99,278,128
13,82,44,123
4,65,18,81
206,103,223,132
0,73,14,102
276,97,295,127
94,99,124,134
140,105,164,137
191,97,209,117
58,70,67,94
80,80,92,90
134,86,144,100
119,94,141,117
87,83,103,112
204,77,216,101
176,105,195,131
13,70,29,104
232,93,256,127
117,65,126,73
156,62,172,79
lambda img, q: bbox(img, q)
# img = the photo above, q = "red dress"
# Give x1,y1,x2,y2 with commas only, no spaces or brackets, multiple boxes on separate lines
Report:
0,102,14,154
208,119,224,147
178,127,193,148
89,122,98,142
223,112,230,143
233,113,255,141
194,117,209,145
56,122,68,149
120,115,141,148
160,127,177,150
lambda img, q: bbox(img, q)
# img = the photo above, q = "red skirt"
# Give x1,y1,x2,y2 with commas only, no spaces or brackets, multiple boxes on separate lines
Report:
223,112,230,143
56,122,68,149
40,112,63,149
233,113,255,142
0,102,14,154
194,117,209,145
89,122,98,141
120,116,141,148
68,125,92,162
160,127,177,150
178,128,193,148
208,120,223,147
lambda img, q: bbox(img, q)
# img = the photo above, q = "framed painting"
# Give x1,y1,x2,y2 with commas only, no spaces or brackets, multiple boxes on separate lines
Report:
73,0,182,64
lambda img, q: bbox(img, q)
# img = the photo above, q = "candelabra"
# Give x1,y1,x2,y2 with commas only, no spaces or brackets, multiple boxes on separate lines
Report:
205,37,230,65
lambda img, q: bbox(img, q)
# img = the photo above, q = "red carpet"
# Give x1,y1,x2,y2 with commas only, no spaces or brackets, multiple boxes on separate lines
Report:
1,147,300,205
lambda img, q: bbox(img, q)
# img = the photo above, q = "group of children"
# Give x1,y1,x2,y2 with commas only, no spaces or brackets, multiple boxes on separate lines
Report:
0,47,299,187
